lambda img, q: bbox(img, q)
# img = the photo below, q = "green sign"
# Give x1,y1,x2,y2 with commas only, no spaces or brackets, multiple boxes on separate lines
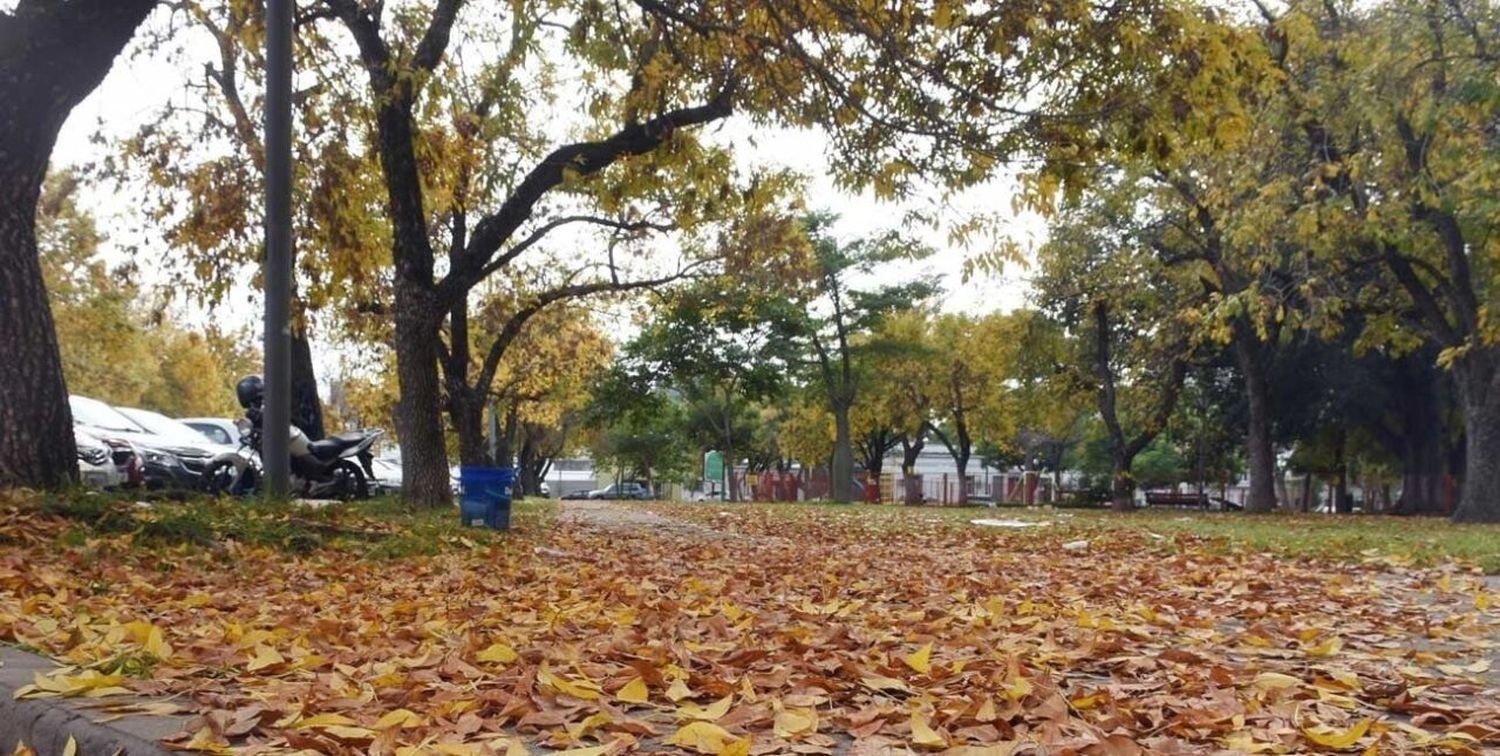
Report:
704,451,724,482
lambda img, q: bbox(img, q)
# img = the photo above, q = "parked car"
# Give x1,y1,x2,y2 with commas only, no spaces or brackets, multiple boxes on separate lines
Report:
119,407,241,487
74,427,130,489
179,417,243,447
369,457,403,496
70,396,227,490
585,481,654,500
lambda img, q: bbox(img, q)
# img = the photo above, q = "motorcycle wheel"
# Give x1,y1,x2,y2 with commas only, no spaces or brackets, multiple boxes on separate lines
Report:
330,460,370,500
202,459,254,496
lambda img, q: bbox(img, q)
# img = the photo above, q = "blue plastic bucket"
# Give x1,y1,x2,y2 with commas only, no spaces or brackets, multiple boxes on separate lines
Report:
459,466,514,529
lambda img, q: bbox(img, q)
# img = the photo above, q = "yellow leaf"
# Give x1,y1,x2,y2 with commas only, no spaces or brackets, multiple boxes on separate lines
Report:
246,645,284,672
1305,636,1343,657
551,747,610,756
538,664,602,701
477,642,518,664
373,708,422,729
910,711,947,749
720,738,753,756
1253,672,1302,690
975,696,997,722
678,694,733,721
567,712,613,739
861,674,911,693
665,721,737,754
903,643,933,674
773,707,818,738
1303,718,1372,749
665,678,694,702
144,625,172,660
617,677,650,704
296,713,359,729
323,725,376,741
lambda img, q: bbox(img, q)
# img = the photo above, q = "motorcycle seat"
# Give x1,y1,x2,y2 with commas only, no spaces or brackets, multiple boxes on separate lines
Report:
308,435,365,461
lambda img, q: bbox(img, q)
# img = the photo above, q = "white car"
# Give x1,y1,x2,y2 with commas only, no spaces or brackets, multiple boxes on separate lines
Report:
74,427,127,489
180,417,243,447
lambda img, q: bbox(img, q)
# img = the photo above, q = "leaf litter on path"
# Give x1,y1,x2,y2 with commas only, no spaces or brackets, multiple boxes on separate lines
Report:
2,494,1498,754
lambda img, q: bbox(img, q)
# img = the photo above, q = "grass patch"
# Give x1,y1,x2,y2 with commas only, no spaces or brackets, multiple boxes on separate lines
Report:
657,499,1500,573
19,489,555,560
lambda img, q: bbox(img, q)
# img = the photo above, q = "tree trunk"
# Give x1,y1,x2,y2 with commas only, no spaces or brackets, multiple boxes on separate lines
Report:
0,188,75,488
1392,356,1450,515
392,287,450,507
1235,336,1278,512
1110,448,1135,512
494,404,519,468
1332,427,1351,514
290,329,324,439
831,406,854,503
867,453,883,503
1451,358,1500,523
449,390,487,467
954,449,970,506
0,0,156,489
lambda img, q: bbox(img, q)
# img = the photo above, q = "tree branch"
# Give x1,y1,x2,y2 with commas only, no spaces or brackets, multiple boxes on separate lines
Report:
443,83,736,304
474,215,676,283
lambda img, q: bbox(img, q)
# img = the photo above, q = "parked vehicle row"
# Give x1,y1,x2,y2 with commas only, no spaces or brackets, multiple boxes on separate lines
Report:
69,395,239,491
67,378,386,501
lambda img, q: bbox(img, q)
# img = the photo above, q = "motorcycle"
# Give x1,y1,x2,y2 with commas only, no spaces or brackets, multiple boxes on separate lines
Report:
201,376,384,500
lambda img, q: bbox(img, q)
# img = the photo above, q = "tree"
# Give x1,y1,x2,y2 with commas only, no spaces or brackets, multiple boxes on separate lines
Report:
618,277,802,501
583,366,692,491
1265,0,1500,521
923,313,1020,505
1034,185,1199,510
0,0,156,488
791,215,937,503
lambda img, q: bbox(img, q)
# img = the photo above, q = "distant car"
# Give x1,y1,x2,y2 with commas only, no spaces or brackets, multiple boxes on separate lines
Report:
118,407,240,487
369,457,403,496
586,481,654,500
561,489,592,500
74,427,128,489
180,417,243,447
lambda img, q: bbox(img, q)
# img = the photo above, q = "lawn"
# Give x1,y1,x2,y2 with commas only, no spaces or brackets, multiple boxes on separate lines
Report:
3,490,1498,754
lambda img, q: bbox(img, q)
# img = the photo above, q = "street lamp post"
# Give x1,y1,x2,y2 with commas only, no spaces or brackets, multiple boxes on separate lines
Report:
263,0,293,497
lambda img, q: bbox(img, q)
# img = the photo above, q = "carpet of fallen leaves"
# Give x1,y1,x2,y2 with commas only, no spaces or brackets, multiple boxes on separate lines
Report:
3,494,1499,755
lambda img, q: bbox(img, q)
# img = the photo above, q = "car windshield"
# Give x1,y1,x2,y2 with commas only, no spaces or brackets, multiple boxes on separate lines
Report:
69,396,145,434
118,407,216,446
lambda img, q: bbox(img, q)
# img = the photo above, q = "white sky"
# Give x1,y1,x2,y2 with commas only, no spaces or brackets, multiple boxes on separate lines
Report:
49,22,1047,381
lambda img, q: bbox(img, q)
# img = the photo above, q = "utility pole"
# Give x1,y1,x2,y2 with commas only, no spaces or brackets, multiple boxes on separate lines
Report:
263,0,293,497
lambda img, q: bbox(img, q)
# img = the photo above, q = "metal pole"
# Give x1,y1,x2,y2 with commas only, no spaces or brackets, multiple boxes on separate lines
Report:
263,0,293,497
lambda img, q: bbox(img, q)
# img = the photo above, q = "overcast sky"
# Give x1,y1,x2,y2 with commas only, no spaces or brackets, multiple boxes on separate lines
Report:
48,20,1047,380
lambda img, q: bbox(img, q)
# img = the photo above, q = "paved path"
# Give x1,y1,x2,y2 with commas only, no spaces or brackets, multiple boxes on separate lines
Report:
0,646,185,755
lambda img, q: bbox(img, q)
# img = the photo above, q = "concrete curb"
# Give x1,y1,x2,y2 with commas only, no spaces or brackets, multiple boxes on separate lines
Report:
0,646,186,755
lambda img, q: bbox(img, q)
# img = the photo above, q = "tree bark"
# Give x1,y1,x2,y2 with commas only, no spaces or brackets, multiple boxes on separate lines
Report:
0,0,155,489
1451,357,1500,523
392,288,450,506
1234,335,1278,512
290,329,324,439
831,406,854,503
1110,447,1135,512
449,391,487,467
